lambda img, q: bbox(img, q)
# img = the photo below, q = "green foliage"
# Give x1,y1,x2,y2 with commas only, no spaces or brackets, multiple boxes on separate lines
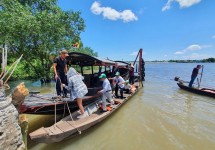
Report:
0,0,96,80
69,47,98,57
202,58,215,62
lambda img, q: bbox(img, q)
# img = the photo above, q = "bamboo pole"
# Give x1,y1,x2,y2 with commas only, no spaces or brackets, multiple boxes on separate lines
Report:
4,54,23,84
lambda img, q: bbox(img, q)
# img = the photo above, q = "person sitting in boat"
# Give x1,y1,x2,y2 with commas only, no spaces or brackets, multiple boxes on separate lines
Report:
62,67,88,119
53,49,69,97
97,73,114,112
124,80,132,94
112,72,125,99
189,65,202,87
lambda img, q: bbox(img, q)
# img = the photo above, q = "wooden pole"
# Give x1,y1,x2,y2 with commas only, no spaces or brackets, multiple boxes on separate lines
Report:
199,65,204,88
139,49,143,87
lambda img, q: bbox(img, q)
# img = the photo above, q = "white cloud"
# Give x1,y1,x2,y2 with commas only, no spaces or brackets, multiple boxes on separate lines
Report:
174,44,212,55
186,44,201,51
175,51,185,54
162,0,201,11
91,1,138,22
212,35,215,38
183,53,214,60
129,51,138,56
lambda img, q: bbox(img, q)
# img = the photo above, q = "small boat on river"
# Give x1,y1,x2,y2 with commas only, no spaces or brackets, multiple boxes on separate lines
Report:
175,77,215,98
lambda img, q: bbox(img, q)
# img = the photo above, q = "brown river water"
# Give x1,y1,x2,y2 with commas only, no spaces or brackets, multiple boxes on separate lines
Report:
9,63,215,150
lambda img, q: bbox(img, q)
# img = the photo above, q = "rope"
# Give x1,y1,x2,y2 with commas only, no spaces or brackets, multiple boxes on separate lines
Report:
65,100,81,134
54,100,57,129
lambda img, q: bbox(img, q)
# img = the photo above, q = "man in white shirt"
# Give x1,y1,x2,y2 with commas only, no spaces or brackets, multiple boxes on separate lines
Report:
113,72,125,99
98,74,114,112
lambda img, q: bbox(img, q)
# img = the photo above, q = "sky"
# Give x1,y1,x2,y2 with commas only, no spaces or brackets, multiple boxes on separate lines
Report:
58,0,215,61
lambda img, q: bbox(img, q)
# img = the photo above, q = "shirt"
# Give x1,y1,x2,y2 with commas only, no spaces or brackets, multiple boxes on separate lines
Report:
114,76,125,88
100,78,112,93
65,74,88,101
192,67,199,77
54,56,67,74
129,68,134,76
124,84,132,90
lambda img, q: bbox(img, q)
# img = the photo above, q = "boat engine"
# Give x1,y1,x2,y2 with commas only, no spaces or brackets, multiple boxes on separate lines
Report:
174,76,180,81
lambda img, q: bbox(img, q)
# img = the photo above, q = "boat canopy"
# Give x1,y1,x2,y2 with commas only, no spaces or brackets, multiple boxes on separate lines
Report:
67,52,116,66
115,61,130,67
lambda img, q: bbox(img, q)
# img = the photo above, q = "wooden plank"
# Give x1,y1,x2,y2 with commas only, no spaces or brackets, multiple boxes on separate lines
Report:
114,99,123,104
56,121,75,133
45,125,63,135
29,127,48,139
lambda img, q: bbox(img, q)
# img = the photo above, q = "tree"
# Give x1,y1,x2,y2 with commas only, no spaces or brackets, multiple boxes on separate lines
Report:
0,0,86,80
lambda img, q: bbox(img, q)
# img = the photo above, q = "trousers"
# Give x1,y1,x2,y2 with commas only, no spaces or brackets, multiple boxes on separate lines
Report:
56,73,67,96
189,76,197,87
102,91,114,111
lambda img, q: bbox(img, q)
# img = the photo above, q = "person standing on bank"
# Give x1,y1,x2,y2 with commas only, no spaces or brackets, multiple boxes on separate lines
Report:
53,50,69,97
189,65,202,87
98,74,114,112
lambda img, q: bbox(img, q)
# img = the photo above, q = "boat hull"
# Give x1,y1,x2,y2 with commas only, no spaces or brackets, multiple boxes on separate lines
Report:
177,83,215,98
21,95,101,115
29,83,141,143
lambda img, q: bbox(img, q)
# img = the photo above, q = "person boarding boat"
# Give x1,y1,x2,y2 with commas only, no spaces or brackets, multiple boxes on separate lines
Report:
113,72,125,99
189,65,202,87
62,67,88,119
98,74,114,112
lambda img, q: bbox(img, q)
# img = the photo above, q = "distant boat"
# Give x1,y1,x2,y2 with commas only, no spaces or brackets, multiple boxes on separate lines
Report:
175,77,215,98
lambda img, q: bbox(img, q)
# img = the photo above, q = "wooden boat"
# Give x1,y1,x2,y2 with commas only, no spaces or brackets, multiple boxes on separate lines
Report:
21,52,118,115
21,89,101,115
29,82,141,143
29,49,144,143
175,77,215,98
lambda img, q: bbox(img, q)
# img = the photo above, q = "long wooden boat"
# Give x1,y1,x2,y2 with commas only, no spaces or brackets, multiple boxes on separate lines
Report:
29,82,140,143
177,83,215,98
21,52,118,115
175,76,215,98
21,52,139,115
21,89,101,115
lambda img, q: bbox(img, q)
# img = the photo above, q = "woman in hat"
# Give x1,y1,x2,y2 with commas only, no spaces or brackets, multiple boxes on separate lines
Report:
62,67,88,119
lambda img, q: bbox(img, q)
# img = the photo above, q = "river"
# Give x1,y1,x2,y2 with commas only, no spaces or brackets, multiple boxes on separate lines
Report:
9,63,215,150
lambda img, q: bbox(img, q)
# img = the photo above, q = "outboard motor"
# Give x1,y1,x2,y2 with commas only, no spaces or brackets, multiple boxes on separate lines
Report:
174,76,180,81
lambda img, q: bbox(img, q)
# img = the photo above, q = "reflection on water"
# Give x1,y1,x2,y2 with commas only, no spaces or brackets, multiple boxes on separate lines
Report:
8,63,215,150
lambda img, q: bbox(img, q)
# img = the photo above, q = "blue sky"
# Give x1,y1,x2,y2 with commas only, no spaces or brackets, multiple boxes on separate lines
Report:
58,0,215,61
